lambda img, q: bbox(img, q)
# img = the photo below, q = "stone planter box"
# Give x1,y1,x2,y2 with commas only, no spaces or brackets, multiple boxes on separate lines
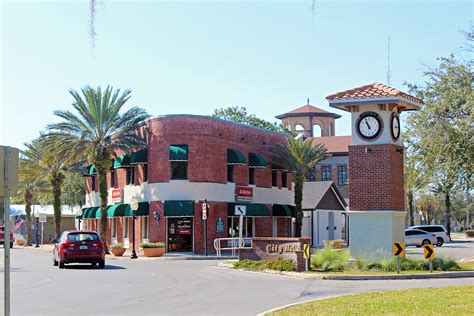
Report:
111,247,126,257
142,247,165,257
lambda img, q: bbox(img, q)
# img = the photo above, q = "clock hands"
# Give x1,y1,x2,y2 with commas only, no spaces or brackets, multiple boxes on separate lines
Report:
365,120,371,130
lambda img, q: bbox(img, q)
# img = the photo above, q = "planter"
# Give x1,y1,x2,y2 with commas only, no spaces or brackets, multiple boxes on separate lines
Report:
111,247,126,257
142,247,165,257
16,239,26,246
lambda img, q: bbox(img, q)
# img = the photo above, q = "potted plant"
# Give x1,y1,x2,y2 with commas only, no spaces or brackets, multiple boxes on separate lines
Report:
16,239,26,246
110,243,126,256
140,242,165,257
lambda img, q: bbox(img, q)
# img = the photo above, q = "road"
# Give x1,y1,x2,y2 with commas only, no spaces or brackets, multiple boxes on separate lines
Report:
405,239,473,261
0,248,472,315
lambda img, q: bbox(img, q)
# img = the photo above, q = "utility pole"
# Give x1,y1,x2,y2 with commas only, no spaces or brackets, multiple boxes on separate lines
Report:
387,36,391,85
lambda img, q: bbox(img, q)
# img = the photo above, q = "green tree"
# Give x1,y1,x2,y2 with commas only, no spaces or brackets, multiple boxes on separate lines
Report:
271,138,329,237
212,106,287,133
62,172,86,208
404,141,427,226
416,192,444,225
22,139,66,239
405,55,473,233
43,86,150,252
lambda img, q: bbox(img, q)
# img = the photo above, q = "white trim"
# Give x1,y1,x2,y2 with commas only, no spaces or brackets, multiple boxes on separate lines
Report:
348,210,405,217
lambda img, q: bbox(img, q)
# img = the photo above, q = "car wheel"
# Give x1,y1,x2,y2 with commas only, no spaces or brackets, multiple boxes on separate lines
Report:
53,257,58,266
422,239,431,246
436,237,444,247
98,260,105,269
10,242,13,248
59,261,65,269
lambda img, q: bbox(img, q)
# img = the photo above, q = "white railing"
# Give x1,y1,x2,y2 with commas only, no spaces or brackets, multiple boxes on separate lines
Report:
213,237,253,257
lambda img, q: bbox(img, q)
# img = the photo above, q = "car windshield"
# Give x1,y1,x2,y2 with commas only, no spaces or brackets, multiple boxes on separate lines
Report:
67,233,99,242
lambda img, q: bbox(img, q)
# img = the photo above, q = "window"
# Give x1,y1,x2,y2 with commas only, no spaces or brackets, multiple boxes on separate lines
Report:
126,167,134,185
271,171,277,187
281,172,287,188
123,218,129,238
142,216,149,240
91,176,96,191
307,171,316,182
227,165,234,182
228,217,254,238
249,168,256,185
321,165,331,181
337,165,347,186
110,170,115,188
143,164,148,182
170,145,188,180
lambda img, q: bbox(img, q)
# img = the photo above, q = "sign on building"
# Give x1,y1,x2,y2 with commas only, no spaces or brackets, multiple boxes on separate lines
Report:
111,188,123,204
235,186,253,202
234,205,246,216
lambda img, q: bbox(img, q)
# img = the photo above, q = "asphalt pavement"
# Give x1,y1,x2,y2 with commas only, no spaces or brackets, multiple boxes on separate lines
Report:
0,247,473,316
405,239,474,261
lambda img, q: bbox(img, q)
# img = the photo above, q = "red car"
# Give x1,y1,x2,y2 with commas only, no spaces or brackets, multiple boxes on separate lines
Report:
53,231,105,269
0,226,14,248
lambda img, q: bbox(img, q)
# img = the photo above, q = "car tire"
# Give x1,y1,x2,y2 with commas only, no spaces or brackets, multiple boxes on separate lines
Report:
10,242,13,248
98,260,105,269
59,261,65,269
53,257,58,266
436,237,444,247
422,239,431,246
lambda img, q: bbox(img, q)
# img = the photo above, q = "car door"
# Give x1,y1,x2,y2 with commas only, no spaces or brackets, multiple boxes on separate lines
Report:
405,230,416,246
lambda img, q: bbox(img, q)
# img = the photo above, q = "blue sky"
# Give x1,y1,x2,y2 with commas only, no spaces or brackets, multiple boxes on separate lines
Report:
1,0,472,149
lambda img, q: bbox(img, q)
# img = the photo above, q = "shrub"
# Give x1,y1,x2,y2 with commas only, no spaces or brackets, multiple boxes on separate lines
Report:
233,259,295,272
364,257,461,272
140,242,164,248
111,243,123,248
311,247,349,272
266,258,296,272
466,230,474,237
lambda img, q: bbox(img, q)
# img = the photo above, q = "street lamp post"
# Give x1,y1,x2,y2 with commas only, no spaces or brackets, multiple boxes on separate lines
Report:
75,207,83,230
130,201,139,259
35,210,40,248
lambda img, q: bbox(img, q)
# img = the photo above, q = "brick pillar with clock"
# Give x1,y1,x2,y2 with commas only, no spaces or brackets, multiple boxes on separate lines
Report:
326,83,422,259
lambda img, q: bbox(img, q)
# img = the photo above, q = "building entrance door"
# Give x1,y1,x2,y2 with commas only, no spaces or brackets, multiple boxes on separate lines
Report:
167,217,193,252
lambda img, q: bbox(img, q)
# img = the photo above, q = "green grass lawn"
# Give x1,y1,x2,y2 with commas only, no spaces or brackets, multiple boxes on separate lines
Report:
269,286,474,315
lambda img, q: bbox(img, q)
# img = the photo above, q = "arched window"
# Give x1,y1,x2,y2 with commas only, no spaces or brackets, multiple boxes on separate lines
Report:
294,124,305,132
312,124,322,137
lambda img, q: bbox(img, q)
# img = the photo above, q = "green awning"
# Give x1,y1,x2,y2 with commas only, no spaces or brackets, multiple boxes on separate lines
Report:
113,204,133,217
84,165,97,175
249,153,266,168
272,204,294,217
113,154,131,169
106,202,149,217
227,149,246,165
83,207,99,219
95,207,102,219
227,203,270,217
107,204,119,217
271,164,288,171
164,200,194,217
136,202,149,216
130,149,148,164
169,145,188,161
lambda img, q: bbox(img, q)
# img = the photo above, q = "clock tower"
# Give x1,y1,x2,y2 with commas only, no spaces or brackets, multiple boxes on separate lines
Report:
326,83,422,259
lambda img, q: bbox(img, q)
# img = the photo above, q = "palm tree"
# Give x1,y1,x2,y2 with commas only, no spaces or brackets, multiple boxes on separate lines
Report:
18,159,47,246
22,139,66,239
43,86,150,252
271,138,330,237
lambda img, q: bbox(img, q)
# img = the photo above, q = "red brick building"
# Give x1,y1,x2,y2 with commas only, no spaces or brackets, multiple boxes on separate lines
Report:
81,115,294,254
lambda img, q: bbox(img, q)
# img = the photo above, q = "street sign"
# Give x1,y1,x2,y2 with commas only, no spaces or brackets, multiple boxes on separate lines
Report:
0,146,19,197
423,244,435,260
202,202,207,220
303,244,310,259
393,242,404,257
235,205,246,216
39,215,47,223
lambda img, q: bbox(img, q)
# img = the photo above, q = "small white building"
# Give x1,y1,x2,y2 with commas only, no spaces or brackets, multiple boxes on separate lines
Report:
301,181,348,247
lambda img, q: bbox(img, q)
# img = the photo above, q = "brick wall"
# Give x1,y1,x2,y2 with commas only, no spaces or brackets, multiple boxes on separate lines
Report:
349,144,405,211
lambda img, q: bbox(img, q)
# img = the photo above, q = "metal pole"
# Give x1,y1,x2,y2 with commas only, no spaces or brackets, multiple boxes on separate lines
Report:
204,199,208,256
397,257,401,274
429,260,433,273
131,214,137,259
35,216,40,248
238,214,243,249
4,146,11,316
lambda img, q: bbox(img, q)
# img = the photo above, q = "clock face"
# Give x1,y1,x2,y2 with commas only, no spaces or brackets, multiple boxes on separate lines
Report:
391,113,401,141
357,112,382,140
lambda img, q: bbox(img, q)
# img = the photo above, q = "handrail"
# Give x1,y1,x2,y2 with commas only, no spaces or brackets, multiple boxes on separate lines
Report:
213,237,252,257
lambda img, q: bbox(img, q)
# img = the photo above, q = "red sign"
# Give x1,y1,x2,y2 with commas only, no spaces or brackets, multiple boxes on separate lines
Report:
178,228,192,235
111,188,123,203
202,202,207,220
236,187,253,202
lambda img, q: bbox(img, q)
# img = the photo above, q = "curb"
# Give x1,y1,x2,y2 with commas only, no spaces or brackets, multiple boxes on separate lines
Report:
217,263,474,280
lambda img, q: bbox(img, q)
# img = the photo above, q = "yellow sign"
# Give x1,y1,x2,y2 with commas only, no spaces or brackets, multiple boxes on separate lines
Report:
424,244,435,260
303,244,310,259
393,242,404,257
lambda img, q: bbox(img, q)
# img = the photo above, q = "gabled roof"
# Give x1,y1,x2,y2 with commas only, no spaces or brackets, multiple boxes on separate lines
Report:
302,181,347,210
326,82,422,111
310,136,351,155
276,103,341,119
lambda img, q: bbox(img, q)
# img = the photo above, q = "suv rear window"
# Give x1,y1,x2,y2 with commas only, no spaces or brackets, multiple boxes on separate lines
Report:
67,233,99,242
417,226,444,233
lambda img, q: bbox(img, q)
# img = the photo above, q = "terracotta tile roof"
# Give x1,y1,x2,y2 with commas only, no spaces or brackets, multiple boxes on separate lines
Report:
276,103,341,119
326,82,422,105
310,136,351,154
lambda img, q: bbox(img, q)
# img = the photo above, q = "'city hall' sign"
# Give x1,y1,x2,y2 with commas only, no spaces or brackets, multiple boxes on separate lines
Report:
266,243,301,254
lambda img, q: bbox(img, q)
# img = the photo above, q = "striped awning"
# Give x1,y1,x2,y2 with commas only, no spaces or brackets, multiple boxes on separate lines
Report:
249,153,266,168
227,149,246,165
113,154,131,169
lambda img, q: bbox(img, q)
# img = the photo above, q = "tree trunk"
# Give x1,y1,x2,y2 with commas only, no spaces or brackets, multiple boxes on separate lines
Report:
407,191,415,226
445,192,451,234
25,198,33,246
51,171,64,240
293,173,304,238
98,167,109,253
